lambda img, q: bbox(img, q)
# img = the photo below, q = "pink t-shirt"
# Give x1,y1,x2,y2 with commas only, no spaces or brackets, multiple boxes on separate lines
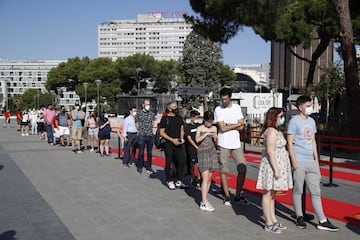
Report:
43,109,56,124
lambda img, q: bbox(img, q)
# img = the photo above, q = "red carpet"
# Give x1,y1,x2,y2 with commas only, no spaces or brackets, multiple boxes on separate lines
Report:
111,148,360,227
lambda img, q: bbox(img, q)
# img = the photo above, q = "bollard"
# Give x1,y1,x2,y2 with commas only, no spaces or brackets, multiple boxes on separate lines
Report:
114,136,122,159
323,142,339,187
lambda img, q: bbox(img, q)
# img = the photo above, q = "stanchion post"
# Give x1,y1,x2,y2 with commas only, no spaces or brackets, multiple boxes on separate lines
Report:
114,135,122,159
323,142,338,187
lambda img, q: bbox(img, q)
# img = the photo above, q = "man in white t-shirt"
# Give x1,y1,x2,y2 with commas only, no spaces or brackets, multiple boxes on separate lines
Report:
214,87,249,206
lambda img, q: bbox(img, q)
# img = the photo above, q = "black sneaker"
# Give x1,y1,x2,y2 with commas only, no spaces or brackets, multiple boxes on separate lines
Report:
296,216,307,229
317,219,339,232
233,195,250,205
146,168,155,174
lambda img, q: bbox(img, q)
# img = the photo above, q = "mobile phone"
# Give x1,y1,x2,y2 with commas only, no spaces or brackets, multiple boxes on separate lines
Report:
177,138,182,143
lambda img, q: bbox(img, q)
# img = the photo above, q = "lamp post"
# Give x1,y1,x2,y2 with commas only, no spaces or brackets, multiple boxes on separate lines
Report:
50,90,55,106
136,68,142,95
95,79,101,117
36,93,40,109
83,82,88,114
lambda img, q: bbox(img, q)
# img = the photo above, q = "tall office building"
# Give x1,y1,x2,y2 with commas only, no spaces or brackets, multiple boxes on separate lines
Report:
98,13,192,61
271,40,333,91
0,60,64,110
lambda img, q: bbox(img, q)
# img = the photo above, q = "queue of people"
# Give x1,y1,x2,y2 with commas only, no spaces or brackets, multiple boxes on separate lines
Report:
12,103,111,155
6,90,339,234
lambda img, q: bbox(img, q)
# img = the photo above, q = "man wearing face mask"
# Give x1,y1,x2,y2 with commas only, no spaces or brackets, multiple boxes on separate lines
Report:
287,96,339,231
71,103,85,153
55,105,71,147
214,87,249,206
135,99,156,174
123,106,138,167
159,101,188,190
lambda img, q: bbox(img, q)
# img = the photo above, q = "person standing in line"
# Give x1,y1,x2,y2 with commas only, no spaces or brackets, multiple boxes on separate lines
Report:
195,111,218,212
287,95,339,231
43,104,56,145
71,103,84,153
185,110,201,188
29,108,38,135
135,99,156,174
16,109,22,131
214,87,249,206
3,109,11,128
123,107,138,168
98,112,111,157
56,105,71,147
81,105,89,151
159,101,188,190
37,111,46,140
87,112,99,152
256,107,293,234
20,110,30,136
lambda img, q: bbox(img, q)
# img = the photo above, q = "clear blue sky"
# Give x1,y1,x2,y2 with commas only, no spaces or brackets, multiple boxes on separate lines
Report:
0,0,270,67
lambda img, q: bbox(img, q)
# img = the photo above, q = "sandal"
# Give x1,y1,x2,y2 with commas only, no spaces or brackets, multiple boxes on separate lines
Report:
274,221,287,230
264,224,282,234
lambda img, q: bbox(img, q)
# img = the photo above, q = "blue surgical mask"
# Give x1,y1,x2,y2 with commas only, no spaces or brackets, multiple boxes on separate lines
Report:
278,116,285,126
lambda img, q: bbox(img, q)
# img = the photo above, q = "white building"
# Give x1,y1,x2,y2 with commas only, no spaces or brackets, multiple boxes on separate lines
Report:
233,63,270,88
98,13,192,61
0,60,64,109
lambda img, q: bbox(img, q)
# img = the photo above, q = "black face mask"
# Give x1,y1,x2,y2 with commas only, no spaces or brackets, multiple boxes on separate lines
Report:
61,109,65,113
172,108,179,115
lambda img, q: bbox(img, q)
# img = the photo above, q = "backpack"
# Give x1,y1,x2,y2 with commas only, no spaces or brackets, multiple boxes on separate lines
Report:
154,117,168,149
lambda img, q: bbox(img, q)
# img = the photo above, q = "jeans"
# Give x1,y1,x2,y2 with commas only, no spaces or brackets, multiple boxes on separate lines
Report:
45,124,53,143
31,122,38,135
163,142,186,182
137,135,154,170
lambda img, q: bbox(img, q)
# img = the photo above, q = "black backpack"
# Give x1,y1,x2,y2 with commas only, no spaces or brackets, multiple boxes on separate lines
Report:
154,117,168,149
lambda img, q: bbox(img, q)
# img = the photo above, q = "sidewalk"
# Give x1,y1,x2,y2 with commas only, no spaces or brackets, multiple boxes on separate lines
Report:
0,127,359,240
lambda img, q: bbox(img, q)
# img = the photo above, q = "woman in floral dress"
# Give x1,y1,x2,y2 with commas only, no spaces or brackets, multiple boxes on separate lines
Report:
256,107,293,234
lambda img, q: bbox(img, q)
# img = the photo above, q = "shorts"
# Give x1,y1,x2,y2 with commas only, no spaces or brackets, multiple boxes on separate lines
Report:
218,146,247,174
72,126,82,140
88,128,99,136
20,121,28,126
54,128,61,139
37,122,45,132
58,126,70,136
99,134,110,140
82,127,88,139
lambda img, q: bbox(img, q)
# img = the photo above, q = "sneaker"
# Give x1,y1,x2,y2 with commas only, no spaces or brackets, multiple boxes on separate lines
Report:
264,224,282,234
25,133,29,136
167,181,176,190
123,164,130,168
146,168,155,174
199,201,215,212
137,168,142,174
21,133,25,136
175,181,189,189
296,216,307,229
317,219,339,232
233,195,250,205
89,148,94,152
223,195,231,206
76,150,83,154
274,222,287,230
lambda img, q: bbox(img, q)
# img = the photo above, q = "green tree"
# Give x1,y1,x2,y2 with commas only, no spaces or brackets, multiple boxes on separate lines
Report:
186,0,360,135
181,30,223,110
153,60,182,93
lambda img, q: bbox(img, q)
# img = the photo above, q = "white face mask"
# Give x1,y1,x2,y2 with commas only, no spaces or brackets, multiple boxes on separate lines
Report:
304,107,313,116
278,116,285,126
144,105,150,111
133,112,137,116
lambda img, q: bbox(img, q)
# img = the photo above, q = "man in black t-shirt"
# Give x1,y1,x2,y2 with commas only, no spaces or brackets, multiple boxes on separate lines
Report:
159,101,188,190
185,110,201,188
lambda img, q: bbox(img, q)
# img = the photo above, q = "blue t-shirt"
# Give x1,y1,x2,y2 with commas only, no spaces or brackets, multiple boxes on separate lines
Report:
287,115,317,162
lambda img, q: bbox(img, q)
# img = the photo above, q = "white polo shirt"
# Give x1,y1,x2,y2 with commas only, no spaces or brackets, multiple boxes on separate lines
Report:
214,103,244,149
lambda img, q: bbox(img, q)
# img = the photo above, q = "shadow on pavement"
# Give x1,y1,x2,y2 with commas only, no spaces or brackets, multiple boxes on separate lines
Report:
0,230,16,240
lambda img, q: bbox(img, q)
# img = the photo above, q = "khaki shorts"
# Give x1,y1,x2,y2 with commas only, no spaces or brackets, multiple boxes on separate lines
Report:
72,126,82,140
218,146,247,173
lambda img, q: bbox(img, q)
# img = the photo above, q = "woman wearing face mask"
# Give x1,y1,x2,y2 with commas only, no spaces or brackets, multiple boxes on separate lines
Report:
256,107,293,234
195,111,218,212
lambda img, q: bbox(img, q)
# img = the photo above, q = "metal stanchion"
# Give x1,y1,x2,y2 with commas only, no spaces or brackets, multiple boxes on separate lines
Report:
323,142,339,187
114,135,122,160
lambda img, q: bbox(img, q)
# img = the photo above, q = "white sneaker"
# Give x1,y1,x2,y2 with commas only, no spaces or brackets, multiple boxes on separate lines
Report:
21,133,25,136
90,148,94,152
25,133,29,136
200,201,215,212
175,181,189,189
167,181,176,190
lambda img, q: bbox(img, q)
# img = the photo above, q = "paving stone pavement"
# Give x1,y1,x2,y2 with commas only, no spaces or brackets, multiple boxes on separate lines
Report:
0,127,359,240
